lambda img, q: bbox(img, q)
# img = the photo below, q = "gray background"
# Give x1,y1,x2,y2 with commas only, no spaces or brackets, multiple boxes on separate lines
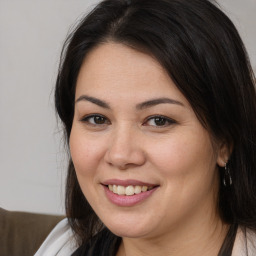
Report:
0,0,255,215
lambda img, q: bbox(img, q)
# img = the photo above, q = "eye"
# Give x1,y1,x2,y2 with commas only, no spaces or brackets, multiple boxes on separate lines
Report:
144,115,176,127
81,114,110,125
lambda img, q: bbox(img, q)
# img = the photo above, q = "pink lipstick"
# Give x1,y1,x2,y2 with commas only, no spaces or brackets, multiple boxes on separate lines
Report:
102,179,159,207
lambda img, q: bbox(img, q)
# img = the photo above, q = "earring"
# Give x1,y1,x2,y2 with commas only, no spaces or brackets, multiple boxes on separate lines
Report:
223,162,232,186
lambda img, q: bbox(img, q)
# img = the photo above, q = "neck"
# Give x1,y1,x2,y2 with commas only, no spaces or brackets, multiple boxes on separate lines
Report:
116,213,229,256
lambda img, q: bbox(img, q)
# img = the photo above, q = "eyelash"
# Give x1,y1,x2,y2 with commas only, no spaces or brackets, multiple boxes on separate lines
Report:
80,114,176,127
143,115,176,127
80,114,110,126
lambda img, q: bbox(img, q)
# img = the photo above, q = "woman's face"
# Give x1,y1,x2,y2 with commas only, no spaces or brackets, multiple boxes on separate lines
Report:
70,42,227,239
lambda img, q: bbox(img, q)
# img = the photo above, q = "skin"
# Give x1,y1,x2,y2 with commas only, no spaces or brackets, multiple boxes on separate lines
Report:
69,42,229,256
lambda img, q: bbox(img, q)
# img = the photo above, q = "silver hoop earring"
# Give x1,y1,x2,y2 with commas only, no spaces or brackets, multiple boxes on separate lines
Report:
223,162,232,186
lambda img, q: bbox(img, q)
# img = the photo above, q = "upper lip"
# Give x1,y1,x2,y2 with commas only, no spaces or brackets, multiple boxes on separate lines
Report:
101,179,158,187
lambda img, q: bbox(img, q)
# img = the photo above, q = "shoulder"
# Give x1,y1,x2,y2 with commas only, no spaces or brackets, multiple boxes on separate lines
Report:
232,227,256,256
34,218,78,256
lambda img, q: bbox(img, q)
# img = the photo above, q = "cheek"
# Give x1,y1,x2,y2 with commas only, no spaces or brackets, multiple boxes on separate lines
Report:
69,129,106,207
147,130,217,188
155,131,213,164
69,129,106,177
146,134,218,225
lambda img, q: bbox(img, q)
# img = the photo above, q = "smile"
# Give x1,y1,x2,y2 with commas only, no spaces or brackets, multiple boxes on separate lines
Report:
108,185,154,196
102,180,159,207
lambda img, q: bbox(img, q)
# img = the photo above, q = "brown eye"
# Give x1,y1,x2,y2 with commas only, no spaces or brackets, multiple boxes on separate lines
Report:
144,115,176,127
93,115,106,124
154,117,168,126
81,114,110,125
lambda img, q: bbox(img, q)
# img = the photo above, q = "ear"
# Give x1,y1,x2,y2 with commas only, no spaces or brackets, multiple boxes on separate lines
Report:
216,141,231,167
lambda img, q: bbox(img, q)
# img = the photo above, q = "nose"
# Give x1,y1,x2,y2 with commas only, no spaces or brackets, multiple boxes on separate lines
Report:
104,125,146,170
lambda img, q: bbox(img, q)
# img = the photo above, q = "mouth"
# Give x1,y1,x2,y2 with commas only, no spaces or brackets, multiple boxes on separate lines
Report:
102,179,159,196
101,180,159,207
106,184,155,196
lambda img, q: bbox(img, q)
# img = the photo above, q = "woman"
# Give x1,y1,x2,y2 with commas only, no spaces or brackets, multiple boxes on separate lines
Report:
35,0,256,255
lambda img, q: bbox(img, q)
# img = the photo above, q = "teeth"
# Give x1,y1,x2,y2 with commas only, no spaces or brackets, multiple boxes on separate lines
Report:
113,185,117,193
117,185,125,195
125,185,134,196
134,185,142,194
142,186,147,192
107,185,151,196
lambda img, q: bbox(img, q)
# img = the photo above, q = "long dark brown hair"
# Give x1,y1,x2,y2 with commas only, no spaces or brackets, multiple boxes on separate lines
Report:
55,0,256,254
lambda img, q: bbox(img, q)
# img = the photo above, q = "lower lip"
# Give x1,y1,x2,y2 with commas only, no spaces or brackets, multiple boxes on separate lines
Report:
103,186,158,207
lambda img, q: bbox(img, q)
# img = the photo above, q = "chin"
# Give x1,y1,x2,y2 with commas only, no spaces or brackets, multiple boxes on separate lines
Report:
109,228,150,239
103,218,154,238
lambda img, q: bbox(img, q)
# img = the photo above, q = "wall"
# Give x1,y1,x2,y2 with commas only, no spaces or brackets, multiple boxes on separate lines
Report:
0,0,99,214
220,0,256,71
0,0,255,215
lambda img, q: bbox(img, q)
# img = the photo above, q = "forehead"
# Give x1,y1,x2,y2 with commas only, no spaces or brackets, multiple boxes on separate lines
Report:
76,42,188,106
78,42,165,83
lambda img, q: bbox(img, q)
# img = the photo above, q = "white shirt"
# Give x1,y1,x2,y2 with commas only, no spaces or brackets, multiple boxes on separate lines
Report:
34,219,77,256
35,219,256,256
232,227,256,256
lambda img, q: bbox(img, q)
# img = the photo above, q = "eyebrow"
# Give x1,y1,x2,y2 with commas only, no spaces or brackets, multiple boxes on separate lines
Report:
136,97,184,110
75,95,110,109
75,95,184,110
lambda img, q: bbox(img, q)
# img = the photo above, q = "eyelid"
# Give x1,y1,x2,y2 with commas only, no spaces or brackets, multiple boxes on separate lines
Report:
79,113,176,127
80,113,111,125
143,115,177,127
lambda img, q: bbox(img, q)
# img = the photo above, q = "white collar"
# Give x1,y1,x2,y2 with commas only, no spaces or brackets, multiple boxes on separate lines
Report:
232,227,256,256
